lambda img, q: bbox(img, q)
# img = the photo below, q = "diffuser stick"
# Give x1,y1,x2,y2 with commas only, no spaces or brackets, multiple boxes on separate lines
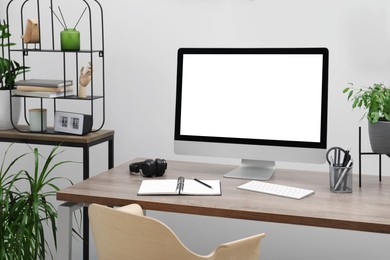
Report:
58,6,68,29
49,6,65,29
74,7,87,29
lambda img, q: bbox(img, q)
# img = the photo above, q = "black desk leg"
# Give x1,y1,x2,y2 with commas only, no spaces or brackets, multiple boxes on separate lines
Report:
83,146,90,260
82,139,113,260
108,137,114,169
82,138,113,260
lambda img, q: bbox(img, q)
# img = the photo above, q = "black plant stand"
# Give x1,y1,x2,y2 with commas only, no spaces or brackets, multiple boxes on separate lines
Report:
358,126,383,187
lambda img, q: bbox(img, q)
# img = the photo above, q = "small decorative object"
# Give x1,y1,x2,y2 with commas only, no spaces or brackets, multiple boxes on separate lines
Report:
29,108,47,132
54,111,92,135
22,18,39,48
78,62,93,98
343,82,390,154
60,28,80,51
50,6,87,51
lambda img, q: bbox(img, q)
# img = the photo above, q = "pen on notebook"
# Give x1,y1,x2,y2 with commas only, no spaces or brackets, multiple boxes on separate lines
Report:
194,178,212,189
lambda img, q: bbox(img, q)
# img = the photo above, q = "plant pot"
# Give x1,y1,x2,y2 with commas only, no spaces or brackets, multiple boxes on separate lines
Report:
0,90,21,130
368,120,390,154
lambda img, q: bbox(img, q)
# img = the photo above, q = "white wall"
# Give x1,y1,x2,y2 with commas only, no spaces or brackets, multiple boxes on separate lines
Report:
104,0,390,172
2,0,390,259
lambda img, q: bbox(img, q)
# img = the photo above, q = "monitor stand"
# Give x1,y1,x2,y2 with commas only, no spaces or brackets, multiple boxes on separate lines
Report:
223,159,275,181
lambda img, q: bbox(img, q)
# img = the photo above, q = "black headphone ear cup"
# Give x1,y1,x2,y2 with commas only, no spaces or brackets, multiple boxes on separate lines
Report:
129,162,142,173
141,159,156,177
129,159,167,177
154,159,167,177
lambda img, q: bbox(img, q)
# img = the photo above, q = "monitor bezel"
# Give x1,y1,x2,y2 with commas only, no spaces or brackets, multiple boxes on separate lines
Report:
174,47,329,150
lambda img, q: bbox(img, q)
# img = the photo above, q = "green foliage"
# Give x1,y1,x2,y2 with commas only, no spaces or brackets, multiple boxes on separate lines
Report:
0,144,73,259
0,20,29,89
343,82,390,124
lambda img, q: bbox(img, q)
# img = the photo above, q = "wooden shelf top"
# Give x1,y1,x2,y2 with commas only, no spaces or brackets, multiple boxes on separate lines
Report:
0,126,114,145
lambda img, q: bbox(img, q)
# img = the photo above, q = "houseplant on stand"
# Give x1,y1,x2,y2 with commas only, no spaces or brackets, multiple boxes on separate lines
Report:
0,144,76,259
343,82,390,155
0,20,29,130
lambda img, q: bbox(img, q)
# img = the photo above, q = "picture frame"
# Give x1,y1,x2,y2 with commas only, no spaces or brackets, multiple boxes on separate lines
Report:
54,111,92,135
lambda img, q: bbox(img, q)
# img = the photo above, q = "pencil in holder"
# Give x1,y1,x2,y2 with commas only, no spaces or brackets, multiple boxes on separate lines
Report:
329,165,352,193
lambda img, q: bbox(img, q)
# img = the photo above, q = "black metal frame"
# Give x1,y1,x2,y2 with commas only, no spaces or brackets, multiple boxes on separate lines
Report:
6,0,106,134
5,1,107,258
358,126,382,187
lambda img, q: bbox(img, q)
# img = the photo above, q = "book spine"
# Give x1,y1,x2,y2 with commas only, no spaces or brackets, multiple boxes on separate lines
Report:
16,85,73,92
14,90,74,98
15,81,73,87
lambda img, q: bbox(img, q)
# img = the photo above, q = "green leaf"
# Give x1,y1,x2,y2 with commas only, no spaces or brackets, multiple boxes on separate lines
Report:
0,20,28,88
347,90,353,100
0,144,79,259
352,98,358,108
344,82,390,123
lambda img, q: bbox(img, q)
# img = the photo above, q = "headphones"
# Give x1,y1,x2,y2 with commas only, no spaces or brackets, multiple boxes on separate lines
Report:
129,159,167,177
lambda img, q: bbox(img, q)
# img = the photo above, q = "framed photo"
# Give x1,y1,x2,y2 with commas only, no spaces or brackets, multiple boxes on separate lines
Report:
54,111,92,135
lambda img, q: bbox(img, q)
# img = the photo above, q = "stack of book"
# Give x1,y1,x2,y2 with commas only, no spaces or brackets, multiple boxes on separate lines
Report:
14,79,74,98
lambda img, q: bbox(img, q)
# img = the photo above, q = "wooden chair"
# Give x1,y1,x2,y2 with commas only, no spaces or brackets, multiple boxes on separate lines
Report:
89,203,265,260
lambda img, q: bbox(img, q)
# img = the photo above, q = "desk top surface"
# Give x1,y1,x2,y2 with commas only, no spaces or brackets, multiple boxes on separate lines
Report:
0,127,114,144
57,159,390,234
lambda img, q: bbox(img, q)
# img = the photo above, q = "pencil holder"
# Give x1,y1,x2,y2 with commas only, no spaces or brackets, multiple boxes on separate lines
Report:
329,165,352,193
60,28,80,51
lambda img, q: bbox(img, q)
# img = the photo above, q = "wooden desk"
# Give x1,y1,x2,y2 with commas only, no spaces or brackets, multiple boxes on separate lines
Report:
0,128,115,260
57,159,390,259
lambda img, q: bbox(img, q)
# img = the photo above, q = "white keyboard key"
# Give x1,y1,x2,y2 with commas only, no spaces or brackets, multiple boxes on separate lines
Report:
238,181,314,199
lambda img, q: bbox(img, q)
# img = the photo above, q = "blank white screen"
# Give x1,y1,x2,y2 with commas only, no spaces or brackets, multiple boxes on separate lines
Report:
180,54,323,142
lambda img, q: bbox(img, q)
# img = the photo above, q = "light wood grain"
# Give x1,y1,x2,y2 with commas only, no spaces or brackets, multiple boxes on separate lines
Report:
57,159,390,234
89,203,264,260
0,127,114,144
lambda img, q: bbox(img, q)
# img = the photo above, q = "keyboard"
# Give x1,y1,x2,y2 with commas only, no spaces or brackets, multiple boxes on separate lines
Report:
237,180,315,200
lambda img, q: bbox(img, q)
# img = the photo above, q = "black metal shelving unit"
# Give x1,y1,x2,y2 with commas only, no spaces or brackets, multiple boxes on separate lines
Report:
6,0,105,134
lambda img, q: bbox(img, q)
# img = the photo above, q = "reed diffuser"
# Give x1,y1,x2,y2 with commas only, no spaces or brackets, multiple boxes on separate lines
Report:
50,6,87,51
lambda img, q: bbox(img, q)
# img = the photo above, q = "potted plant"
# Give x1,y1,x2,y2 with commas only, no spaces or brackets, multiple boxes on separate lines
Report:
343,82,390,154
0,144,75,259
0,20,29,130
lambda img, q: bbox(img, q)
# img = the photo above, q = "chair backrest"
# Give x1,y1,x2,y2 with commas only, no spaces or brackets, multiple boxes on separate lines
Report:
89,203,265,260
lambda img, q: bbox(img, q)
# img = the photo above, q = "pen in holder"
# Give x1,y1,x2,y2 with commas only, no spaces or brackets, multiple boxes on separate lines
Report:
329,162,353,193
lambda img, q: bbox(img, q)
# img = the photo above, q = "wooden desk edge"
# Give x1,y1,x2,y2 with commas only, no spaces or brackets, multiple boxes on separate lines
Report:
56,190,390,235
0,128,114,144
56,159,390,235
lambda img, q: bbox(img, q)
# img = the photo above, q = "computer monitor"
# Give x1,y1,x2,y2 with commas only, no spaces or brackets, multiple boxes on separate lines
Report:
174,48,328,180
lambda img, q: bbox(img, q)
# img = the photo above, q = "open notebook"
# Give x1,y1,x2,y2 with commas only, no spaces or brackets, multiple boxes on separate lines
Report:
137,177,221,196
